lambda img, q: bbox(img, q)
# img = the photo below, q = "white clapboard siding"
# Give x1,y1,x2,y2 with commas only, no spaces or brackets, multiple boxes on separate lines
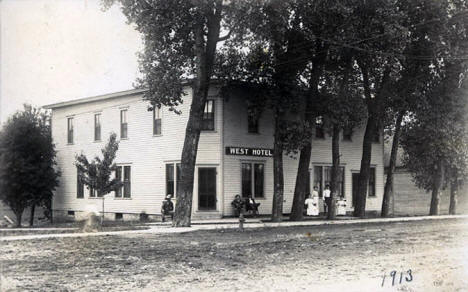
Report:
51,87,222,216
222,93,385,216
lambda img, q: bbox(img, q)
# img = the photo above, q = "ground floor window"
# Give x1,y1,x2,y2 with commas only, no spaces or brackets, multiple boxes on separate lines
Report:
77,169,84,199
166,163,181,198
241,162,264,198
313,165,345,198
115,165,131,198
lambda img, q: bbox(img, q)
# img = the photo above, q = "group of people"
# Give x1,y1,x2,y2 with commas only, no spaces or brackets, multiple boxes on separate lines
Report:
231,194,260,217
304,185,331,216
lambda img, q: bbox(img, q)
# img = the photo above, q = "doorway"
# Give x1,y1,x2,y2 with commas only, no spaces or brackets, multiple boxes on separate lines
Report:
198,168,217,210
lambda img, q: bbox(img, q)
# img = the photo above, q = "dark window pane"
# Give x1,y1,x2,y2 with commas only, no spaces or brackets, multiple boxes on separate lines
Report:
120,110,128,138
343,126,352,141
123,166,131,198
241,163,252,198
94,114,101,141
67,118,73,144
373,128,380,143
315,116,324,138
166,164,174,196
324,166,345,197
254,163,264,197
201,100,214,131
248,114,259,133
115,166,122,197
153,108,162,135
77,170,84,198
314,166,323,197
306,170,311,195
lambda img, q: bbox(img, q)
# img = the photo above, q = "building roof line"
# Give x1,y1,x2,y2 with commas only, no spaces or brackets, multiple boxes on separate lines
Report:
42,88,147,109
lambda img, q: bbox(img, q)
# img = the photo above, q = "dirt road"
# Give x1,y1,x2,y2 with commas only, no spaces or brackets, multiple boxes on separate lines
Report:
1,218,467,291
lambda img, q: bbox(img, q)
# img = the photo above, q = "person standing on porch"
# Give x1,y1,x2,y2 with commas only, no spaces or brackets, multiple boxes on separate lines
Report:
323,185,331,214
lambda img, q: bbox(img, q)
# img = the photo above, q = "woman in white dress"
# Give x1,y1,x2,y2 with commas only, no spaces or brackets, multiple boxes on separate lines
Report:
305,191,319,216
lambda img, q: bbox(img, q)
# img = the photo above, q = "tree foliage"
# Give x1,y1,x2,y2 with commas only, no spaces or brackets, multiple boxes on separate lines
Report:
0,105,60,227
75,133,122,197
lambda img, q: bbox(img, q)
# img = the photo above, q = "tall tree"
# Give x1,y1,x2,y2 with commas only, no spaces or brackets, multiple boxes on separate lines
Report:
400,64,468,215
103,0,239,226
0,105,60,227
381,0,464,217
320,50,366,219
351,1,406,217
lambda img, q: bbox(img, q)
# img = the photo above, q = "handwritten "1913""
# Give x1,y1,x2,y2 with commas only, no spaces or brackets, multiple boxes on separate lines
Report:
381,270,413,287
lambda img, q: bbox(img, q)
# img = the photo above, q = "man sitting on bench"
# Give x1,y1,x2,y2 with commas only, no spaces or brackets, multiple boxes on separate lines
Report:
161,194,174,222
245,194,260,217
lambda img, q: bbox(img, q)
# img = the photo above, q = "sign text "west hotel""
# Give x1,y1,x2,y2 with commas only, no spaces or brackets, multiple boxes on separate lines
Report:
225,146,273,157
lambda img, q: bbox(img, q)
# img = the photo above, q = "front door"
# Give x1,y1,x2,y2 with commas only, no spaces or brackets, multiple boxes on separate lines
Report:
198,168,217,210
352,173,359,207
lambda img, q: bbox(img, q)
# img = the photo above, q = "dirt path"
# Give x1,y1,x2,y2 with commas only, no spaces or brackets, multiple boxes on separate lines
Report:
1,218,467,291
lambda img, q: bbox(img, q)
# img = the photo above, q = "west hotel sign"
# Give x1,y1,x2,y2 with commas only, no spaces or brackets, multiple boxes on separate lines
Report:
225,146,273,157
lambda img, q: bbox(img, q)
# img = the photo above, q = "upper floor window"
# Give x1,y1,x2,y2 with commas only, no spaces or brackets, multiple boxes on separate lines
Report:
201,100,215,131
153,107,162,135
67,117,74,144
315,116,325,139
373,128,380,143
115,165,131,198
248,113,259,133
343,126,353,141
120,109,128,139
94,113,101,141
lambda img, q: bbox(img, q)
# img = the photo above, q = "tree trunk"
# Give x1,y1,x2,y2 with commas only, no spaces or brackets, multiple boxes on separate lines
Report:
14,209,23,227
290,142,311,221
272,110,284,222
381,111,404,217
290,47,327,221
354,114,377,217
29,204,36,227
430,161,444,215
172,2,222,227
327,125,341,220
173,84,207,227
449,180,458,215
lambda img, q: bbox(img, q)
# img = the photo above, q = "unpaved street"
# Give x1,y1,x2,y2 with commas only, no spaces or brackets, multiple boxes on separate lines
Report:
1,218,467,291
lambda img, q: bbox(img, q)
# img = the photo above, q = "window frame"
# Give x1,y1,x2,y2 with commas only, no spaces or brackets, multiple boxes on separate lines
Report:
372,127,380,143
77,169,84,199
153,107,162,135
201,99,215,131
241,161,265,199
67,117,74,144
247,113,259,134
343,126,353,141
165,162,181,199
114,165,131,198
94,113,101,141
313,165,345,198
120,109,128,139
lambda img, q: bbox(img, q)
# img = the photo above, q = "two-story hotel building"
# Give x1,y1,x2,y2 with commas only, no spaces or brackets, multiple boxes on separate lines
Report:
45,85,385,220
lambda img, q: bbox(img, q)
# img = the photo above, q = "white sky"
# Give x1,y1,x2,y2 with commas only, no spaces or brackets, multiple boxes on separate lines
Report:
0,0,143,123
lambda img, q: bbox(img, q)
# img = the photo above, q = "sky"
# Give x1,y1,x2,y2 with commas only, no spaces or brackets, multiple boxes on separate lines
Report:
0,0,143,123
